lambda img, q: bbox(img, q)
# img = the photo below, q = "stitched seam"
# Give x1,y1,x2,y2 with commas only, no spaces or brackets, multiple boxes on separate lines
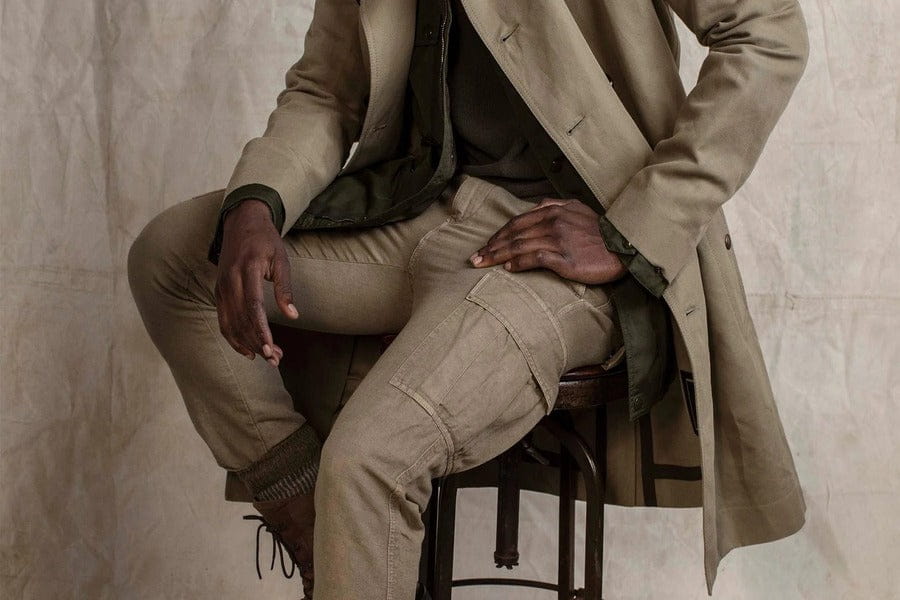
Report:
386,437,443,598
665,290,719,549
482,270,569,370
351,4,380,176
389,379,456,475
556,297,584,318
393,303,468,383
451,375,534,470
455,177,491,220
465,296,558,409
285,254,409,270
406,215,454,277
433,338,496,407
557,295,614,319
181,268,270,459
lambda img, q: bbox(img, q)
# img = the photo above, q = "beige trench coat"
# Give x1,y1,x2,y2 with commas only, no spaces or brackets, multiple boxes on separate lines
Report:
220,0,811,593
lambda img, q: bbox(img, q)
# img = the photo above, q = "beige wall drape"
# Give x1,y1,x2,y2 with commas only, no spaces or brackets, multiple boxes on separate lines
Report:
1,1,897,597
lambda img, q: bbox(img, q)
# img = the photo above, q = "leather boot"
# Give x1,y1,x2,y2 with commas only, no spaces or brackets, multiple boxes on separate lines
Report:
244,490,316,599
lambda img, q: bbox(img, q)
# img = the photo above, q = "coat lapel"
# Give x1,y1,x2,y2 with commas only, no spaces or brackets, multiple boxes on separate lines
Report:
342,0,418,172
459,0,654,212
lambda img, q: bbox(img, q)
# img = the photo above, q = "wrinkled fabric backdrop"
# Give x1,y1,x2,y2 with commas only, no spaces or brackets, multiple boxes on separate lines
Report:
1,0,898,598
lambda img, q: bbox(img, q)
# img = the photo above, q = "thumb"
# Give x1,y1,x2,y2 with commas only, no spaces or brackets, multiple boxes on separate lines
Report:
271,251,298,320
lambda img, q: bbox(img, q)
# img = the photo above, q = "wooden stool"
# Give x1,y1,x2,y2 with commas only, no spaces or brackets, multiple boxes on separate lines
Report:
380,334,628,600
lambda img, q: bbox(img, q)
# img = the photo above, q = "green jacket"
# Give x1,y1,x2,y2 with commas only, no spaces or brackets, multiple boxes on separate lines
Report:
207,0,675,421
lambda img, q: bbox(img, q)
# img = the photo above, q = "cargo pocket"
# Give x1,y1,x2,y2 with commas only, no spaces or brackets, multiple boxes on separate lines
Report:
388,269,568,452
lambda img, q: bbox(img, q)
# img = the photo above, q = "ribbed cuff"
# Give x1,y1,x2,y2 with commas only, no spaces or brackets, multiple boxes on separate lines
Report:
235,422,321,500
206,183,287,266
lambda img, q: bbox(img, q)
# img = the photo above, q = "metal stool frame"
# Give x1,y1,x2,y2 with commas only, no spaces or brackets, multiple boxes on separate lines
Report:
418,368,624,600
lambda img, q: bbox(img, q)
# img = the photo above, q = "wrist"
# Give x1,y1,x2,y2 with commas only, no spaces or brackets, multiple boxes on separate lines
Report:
223,198,273,231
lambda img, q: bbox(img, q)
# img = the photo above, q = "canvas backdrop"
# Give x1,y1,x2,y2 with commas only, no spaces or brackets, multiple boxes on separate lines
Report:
1,0,898,598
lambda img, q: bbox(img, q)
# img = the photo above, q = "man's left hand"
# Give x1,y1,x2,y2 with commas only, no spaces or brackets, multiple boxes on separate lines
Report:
469,198,628,285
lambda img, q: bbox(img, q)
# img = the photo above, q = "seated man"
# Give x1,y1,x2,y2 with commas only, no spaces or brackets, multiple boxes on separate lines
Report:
128,0,809,598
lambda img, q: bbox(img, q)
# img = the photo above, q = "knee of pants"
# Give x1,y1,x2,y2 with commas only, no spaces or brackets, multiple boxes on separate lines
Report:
127,199,213,307
128,212,177,302
316,405,448,508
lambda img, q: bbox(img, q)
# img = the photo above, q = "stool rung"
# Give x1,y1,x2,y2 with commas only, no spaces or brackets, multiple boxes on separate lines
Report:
452,577,558,591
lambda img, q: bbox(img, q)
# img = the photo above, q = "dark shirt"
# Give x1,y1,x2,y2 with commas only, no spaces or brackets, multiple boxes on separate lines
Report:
446,0,559,201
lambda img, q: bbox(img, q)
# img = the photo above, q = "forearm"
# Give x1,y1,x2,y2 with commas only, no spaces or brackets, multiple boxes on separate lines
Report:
210,0,369,267
602,0,810,282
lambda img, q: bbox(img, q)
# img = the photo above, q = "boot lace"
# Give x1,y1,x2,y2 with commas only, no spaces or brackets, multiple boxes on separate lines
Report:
242,514,310,580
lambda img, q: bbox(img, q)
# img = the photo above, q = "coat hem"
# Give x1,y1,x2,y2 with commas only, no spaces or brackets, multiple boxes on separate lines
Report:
705,482,807,595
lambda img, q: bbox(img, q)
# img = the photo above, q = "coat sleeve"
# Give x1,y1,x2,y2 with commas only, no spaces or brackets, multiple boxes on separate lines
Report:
215,0,369,244
601,0,809,284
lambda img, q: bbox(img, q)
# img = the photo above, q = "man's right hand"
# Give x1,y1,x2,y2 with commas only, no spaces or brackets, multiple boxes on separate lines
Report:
215,199,299,367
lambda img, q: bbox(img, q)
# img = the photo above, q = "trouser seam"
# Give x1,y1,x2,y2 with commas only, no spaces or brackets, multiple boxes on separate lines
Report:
556,296,613,319
285,254,410,269
386,437,444,599
403,210,459,337
405,176,479,282
181,266,271,463
449,374,535,472
389,379,456,475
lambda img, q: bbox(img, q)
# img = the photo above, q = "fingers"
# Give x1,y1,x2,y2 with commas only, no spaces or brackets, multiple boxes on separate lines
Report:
470,210,556,267
472,201,578,267
486,204,560,246
473,236,560,268
215,262,282,367
216,302,256,360
243,264,280,367
504,249,569,274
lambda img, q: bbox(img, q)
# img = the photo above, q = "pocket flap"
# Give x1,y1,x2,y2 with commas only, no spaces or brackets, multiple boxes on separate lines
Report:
464,270,567,411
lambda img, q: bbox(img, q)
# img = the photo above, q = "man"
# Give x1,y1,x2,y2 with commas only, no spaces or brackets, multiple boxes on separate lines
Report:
128,0,810,598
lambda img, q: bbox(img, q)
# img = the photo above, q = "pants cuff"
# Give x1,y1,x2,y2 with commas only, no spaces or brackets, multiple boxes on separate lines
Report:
235,422,321,500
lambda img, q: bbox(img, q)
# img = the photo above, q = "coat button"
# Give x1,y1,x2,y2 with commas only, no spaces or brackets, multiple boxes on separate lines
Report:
623,239,632,249
549,156,564,173
654,266,664,276
724,233,732,249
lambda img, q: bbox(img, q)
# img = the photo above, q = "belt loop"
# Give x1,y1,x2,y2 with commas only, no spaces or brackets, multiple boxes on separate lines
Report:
441,173,474,218
440,172,466,202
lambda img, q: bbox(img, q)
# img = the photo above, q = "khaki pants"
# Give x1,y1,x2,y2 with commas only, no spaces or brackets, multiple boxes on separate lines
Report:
128,174,623,599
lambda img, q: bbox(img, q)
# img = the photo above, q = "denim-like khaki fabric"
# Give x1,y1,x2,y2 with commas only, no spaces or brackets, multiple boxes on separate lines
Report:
128,174,623,599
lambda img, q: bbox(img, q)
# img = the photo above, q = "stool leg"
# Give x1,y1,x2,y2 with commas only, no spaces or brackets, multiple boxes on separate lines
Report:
558,444,576,600
494,444,521,569
591,406,608,600
421,479,441,593
542,415,604,600
433,474,459,600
